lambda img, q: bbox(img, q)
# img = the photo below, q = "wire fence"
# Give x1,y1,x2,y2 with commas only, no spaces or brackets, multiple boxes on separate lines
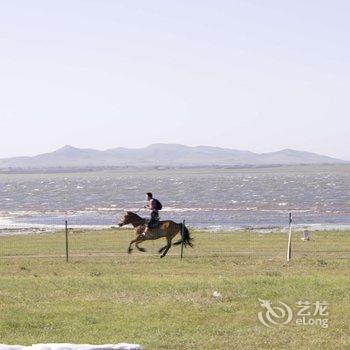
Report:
0,217,349,262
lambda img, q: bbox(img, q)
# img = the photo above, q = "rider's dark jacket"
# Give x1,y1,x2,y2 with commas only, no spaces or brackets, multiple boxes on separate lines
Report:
147,198,159,228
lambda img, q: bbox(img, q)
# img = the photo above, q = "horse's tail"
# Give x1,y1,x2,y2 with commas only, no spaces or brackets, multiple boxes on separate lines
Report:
173,223,194,248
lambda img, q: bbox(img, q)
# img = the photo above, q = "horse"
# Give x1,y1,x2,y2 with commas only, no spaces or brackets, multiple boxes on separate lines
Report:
117,211,193,258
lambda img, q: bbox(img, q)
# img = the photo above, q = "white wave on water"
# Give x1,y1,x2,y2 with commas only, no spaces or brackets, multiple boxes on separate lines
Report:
0,218,59,236
85,207,126,212
0,215,112,236
197,223,350,233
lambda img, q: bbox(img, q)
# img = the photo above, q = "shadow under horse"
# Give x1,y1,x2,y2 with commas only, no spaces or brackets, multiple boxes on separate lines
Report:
118,211,193,258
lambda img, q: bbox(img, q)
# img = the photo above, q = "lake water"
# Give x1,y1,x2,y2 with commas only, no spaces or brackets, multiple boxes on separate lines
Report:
0,166,349,234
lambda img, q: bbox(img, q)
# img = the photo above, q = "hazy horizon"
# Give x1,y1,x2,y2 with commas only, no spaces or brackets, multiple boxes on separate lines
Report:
1,1,349,160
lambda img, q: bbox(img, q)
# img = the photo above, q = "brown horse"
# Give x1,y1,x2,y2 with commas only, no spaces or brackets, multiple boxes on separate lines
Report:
117,211,193,258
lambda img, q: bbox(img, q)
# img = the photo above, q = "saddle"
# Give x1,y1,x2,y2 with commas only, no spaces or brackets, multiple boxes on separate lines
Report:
145,217,160,229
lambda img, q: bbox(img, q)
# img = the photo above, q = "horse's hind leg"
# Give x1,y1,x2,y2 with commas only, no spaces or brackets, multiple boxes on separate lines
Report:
158,243,168,254
160,237,172,258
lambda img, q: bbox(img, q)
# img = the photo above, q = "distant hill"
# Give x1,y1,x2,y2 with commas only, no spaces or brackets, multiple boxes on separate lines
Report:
0,144,346,169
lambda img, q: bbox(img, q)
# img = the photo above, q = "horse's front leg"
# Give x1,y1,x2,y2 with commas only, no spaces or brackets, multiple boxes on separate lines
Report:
135,225,145,236
128,227,145,253
135,240,147,252
128,238,139,254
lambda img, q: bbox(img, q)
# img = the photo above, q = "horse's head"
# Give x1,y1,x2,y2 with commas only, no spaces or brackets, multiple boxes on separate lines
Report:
117,211,142,227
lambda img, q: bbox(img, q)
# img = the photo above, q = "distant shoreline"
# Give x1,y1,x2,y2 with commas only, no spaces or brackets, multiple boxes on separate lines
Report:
0,163,349,175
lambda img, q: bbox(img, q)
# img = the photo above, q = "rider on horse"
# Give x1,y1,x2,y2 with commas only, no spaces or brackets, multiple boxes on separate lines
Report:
142,192,162,236
117,195,193,257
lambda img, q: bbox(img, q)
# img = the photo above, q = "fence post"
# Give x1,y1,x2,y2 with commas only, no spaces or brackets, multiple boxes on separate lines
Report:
286,212,292,261
180,219,185,260
65,220,69,262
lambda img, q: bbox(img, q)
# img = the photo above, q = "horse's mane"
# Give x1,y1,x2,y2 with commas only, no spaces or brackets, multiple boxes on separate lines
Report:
126,211,141,218
124,211,145,227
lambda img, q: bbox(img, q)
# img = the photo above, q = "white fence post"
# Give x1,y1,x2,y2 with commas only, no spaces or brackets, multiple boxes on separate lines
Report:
286,212,292,261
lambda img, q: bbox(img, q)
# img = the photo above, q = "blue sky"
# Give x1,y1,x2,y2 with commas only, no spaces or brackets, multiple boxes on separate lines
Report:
0,0,349,159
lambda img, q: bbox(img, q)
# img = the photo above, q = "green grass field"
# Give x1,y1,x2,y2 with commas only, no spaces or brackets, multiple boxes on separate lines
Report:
0,229,349,349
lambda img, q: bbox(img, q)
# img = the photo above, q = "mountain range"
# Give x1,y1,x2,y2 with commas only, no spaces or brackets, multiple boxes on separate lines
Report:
0,144,346,169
